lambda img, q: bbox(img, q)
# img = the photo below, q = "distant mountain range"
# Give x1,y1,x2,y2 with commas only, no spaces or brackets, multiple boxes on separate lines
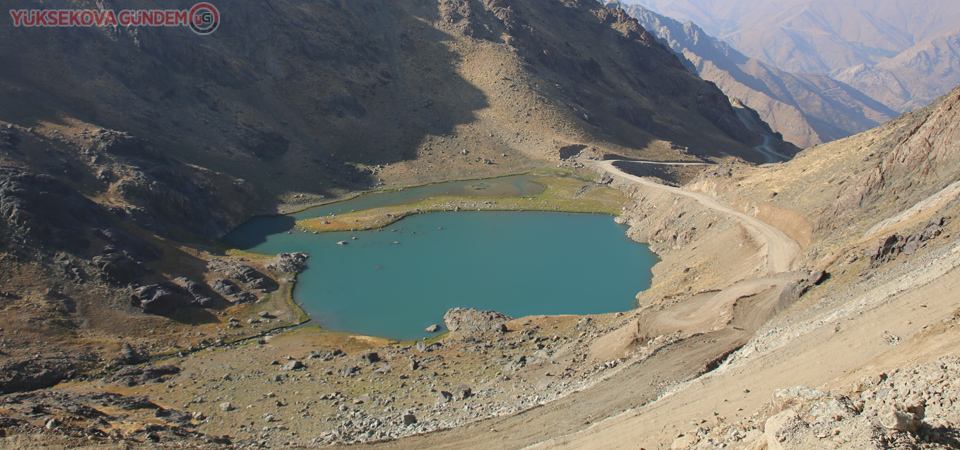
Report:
627,0,960,113
624,4,898,148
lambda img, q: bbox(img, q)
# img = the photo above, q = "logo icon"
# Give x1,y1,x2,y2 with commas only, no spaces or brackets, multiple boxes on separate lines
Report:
189,3,219,35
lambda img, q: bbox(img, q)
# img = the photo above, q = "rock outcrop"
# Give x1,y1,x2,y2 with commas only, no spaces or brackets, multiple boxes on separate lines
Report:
265,252,309,274
0,166,112,253
208,259,277,291
819,86,960,233
443,308,513,336
0,354,98,395
869,218,946,268
667,356,960,449
131,283,197,315
130,279,215,314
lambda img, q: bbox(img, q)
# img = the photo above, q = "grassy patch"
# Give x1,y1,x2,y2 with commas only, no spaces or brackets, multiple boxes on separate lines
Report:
298,175,630,232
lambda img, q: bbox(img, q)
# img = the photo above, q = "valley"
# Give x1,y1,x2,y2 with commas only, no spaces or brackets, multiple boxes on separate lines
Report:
1,1,960,449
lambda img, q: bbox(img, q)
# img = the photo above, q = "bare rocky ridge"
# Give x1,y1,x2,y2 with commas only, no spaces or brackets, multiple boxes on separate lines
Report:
624,4,898,148
0,0,770,209
630,0,960,114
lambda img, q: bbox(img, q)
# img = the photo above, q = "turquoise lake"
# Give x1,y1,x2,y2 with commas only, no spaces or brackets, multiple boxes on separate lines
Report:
225,179,657,341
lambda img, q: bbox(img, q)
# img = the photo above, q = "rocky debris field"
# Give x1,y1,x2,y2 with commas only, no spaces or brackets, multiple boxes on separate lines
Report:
0,309,650,448
670,356,960,450
0,384,229,447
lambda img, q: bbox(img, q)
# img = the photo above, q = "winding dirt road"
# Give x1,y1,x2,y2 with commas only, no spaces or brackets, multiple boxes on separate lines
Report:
597,160,800,275
734,108,793,164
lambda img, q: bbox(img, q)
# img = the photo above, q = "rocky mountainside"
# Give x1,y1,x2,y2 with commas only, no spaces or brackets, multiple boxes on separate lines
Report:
624,4,898,148
628,0,960,113
832,30,960,113
1,0,771,205
657,82,960,450
730,83,960,264
502,82,960,450
0,0,787,405
23,1,960,449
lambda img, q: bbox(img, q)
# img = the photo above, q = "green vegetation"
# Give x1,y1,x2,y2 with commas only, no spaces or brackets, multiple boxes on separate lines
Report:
299,175,630,232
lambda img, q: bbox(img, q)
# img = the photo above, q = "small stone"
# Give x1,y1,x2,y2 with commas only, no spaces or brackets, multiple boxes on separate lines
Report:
455,385,472,400
416,341,427,352
880,409,922,432
282,360,304,371
362,351,380,363
436,391,453,405
425,324,440,333
220,402,234,411
671,434,698,450
765,410,806,449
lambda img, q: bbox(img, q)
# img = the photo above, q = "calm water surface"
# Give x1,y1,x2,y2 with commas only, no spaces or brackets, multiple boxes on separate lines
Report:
225,179,656,341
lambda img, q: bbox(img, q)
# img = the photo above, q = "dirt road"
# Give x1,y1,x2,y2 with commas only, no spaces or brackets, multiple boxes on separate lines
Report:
597,160,800,275
734,108,793,163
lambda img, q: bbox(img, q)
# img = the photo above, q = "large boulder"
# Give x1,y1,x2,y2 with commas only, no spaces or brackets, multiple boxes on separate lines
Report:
0,166,112,253
172,277,216,308
92,250,148,285
443,308,513,336
131,283,194,315
265,252,309,274
208,259,277,291
209,279,258,304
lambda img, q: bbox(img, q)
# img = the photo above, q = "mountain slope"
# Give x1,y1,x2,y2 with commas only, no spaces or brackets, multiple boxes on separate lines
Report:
628,0,960,72
832,29,960,113
628,0,960,112
0,0,785,400
513,82,960,450
0,0,772,207
625,4,897,148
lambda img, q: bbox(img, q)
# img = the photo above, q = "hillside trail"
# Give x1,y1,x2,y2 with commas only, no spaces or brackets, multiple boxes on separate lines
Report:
734,107,793,163
595,159,800,275
340,161,807,450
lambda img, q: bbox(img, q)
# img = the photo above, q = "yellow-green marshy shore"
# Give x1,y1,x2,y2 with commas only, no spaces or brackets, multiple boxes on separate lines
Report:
297,175,631,232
